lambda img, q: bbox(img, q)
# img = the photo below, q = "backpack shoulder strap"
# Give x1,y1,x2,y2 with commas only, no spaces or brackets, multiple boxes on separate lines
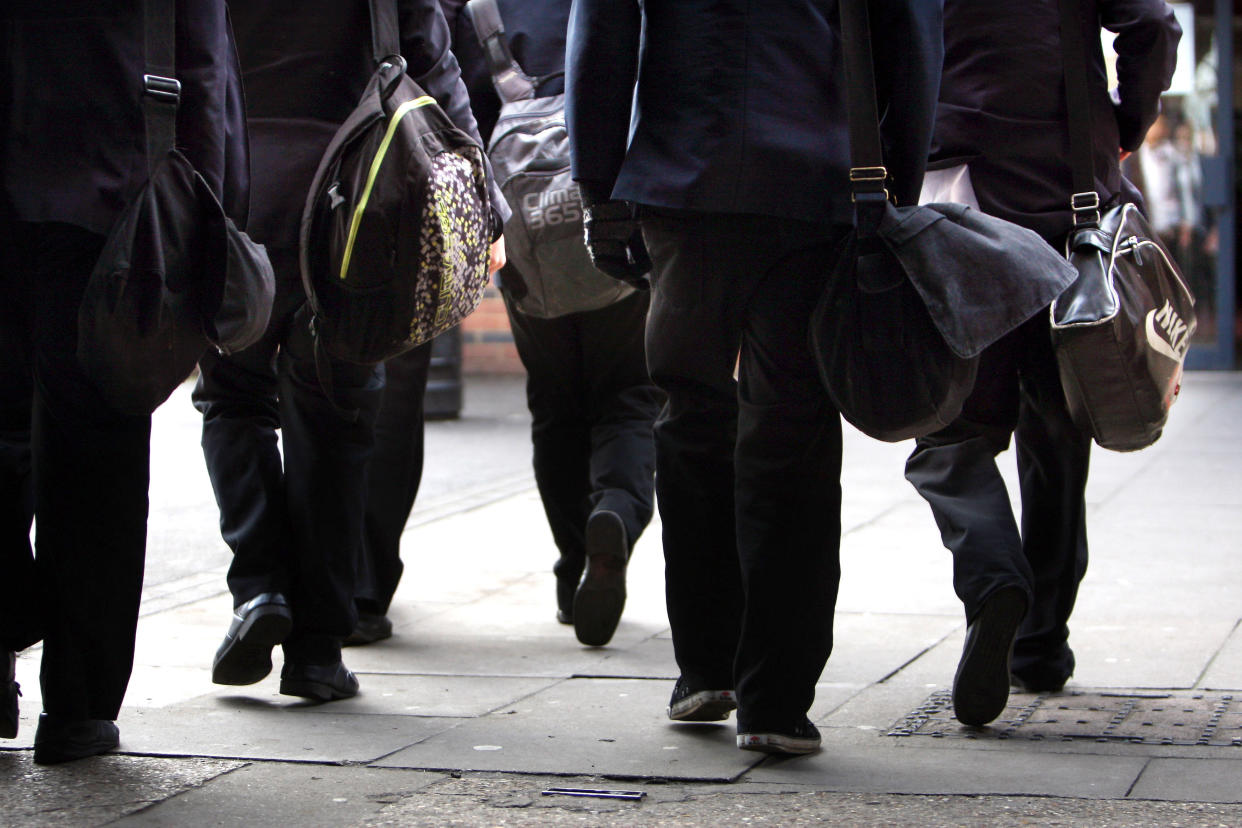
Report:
465,0,536,102
368,0,402,64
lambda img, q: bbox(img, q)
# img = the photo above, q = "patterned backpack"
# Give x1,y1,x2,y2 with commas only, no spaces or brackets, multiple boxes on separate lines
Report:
300,0,492,365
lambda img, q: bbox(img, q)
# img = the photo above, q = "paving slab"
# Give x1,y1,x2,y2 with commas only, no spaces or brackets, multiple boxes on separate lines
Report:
823,612,961,686
1129,757,1242,803
745,743,1147,798
1,753,240,827
338,625,618,678
120,763,446,827
117,703,455,763
1067,618,1239,690
590,636,679,680
1201,622,1242,689
375,677,760,781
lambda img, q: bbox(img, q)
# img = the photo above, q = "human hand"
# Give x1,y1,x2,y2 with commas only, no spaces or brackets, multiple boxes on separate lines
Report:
582,199,651,289
489,236,507,274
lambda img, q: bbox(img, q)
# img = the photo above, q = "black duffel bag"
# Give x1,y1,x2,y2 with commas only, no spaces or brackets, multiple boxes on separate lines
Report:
77,0,274,416
1048,0,1196,452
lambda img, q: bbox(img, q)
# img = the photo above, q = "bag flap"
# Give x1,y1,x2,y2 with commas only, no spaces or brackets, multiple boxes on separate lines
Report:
879,201,1078,358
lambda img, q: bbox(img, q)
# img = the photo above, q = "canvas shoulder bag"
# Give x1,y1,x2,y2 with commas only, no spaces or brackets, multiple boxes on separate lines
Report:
77,0,275,416
811,0,1078,442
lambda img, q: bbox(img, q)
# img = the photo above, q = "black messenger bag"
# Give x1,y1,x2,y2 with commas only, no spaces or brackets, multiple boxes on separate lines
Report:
813,0,1078,442
78,0,274,416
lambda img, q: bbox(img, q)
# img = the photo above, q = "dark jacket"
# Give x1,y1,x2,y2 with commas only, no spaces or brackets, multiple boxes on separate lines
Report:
931,0,1180,238
1,0,248,235
439,0,569,145
565,0,943,225
229,0,505,251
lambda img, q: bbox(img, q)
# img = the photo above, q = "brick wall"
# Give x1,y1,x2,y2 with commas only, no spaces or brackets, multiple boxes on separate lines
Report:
461,286,524,375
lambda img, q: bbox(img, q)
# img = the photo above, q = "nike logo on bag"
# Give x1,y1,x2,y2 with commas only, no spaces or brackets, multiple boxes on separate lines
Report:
1145,299,1190,361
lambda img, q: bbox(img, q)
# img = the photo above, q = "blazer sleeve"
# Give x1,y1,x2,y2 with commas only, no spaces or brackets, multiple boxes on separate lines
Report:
400,0,510,228
869,0,944,207
1101,0,1181,151
565,0,641,200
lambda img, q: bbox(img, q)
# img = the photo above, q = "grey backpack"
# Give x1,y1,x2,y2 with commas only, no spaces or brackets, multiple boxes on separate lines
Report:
467,0,632,318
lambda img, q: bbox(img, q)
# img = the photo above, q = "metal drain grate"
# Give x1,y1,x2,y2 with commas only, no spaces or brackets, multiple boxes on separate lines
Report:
888,690,1242,746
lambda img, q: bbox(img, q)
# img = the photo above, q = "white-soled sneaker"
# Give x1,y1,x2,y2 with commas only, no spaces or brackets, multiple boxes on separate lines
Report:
737,719,821,755
667,677,736,722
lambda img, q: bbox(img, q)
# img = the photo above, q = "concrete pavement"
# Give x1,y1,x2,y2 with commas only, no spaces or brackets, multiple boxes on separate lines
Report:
3,372,1241,826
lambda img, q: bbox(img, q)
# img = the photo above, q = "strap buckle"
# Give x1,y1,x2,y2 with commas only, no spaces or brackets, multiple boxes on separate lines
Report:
1071,191,1100,227
143,74,181,104
849,165,889,202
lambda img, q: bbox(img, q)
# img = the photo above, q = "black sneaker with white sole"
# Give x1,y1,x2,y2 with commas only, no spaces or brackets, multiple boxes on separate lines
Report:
737,719,821,755
667,677,736,722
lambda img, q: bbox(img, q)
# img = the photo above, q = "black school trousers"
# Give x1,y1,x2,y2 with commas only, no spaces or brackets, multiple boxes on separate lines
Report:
640,209,850,734
904,311,1090,684
504,289,661,590
193,244,383,664
0,221,150,721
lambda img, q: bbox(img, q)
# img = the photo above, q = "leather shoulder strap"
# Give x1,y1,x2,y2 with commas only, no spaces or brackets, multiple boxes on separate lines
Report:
1057,0,1103,225
837,0,889,234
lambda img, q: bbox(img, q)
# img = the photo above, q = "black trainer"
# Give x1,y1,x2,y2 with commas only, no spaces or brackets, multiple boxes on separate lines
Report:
953,585,1028,726
572,510,628,646
33,715,120,765
667,677,736,722
737,719,822,755
2,651,19,739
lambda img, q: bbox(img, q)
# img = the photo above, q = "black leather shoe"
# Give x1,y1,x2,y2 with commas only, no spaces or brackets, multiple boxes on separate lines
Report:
279,661,359,701
573,510,628,646
33,714,119,764
2,651,19,739
555,577,576,625
212,592,293,686
342,612,393,647
953,586,1028,727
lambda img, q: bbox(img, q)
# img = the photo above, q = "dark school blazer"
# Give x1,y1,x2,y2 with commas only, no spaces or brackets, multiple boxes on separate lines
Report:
565,0,944,225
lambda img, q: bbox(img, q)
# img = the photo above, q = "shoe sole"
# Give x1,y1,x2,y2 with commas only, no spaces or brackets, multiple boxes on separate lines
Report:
573,512,627,647
668,690,737,722
953,586,1028,727
211,605,293,686
279,677,358,702
737,732,821,755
